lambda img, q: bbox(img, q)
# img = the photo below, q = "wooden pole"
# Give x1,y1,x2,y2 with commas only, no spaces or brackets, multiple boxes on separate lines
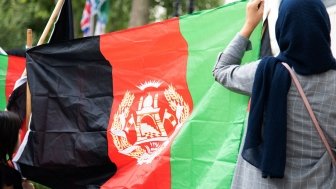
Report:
26,0,65,128
21,29,33,77
25,29,33,128
37,0,65,45
26,29,33,48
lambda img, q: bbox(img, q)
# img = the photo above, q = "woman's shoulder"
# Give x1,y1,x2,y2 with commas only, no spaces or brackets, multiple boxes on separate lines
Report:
297,69,336,82
293,69,336,101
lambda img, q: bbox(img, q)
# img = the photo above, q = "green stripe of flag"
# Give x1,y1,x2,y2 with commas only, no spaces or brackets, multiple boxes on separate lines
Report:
171,1,261,188
0,54,9,110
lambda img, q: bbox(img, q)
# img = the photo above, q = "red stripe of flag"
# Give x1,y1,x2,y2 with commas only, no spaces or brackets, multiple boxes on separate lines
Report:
6,56,25,102
100,18,193,188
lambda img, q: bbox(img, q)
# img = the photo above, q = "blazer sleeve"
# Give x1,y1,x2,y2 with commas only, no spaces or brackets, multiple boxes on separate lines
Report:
212,34,260,96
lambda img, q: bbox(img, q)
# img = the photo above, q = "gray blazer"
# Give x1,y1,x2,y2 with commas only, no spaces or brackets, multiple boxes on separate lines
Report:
213,34,336,189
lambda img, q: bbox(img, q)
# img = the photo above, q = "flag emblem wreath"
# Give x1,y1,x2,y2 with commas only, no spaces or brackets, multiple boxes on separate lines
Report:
109,80,190,165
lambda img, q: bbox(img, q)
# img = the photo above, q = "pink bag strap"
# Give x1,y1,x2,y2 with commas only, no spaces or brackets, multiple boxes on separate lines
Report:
282,62,336,166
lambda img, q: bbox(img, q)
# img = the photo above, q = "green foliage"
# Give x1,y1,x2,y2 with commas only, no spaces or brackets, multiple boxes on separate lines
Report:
150,0,222,19
101,0,222,33
0,0,54,50
107,0,132,31
0,0,222,52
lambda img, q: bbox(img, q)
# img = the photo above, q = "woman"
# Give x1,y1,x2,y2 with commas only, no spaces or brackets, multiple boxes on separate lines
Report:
0,111,33,189
213,0,336,188
0,111,22,189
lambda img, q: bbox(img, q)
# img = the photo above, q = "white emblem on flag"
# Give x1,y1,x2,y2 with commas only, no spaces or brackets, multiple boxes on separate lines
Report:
110,80,190,164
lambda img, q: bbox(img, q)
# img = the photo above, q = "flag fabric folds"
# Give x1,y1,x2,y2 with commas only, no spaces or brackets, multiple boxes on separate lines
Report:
14,38,117,188
6,78,26,124
15,1,262,188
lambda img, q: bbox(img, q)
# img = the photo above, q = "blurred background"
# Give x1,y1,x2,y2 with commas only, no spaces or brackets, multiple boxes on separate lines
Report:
0,0,237,50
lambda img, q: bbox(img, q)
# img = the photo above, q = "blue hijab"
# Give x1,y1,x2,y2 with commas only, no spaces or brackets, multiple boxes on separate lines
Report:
242,0,336,178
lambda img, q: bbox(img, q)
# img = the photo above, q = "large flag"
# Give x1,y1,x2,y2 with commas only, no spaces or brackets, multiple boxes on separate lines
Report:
15,1,262,188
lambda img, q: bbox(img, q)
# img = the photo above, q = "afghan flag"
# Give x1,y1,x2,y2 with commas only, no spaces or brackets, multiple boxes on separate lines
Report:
14,1,261,188
0,54,26,110
0,54,27,143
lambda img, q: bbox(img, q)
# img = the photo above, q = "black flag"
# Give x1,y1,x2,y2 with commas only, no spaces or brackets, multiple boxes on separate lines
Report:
49,0,74,43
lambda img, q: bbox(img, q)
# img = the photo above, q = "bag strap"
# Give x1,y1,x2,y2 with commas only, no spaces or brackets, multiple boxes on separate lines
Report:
281,63,336,166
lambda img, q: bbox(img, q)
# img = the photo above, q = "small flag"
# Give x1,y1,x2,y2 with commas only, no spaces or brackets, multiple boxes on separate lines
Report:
81,0,109,37
94,0,109,35
80,0,93,37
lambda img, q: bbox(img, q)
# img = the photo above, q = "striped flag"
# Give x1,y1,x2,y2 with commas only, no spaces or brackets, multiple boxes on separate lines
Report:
80,0,93,37
0,54,26,141
15,1,262,188
94,0,109,35
0,54,25,110
81,0,109,37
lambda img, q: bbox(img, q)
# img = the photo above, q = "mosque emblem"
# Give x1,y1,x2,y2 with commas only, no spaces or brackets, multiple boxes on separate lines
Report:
110,80,190,164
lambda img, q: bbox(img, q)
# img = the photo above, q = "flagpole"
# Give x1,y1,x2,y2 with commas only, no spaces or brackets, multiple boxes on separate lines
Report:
25,29,33,130
26,0,65,129
21,28,34,189
20,29,33,77
26,29,33,48
37,0,65,45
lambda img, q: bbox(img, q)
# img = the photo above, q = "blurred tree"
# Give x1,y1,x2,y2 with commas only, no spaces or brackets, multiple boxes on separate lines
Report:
129,0,150,27
149,0,222,20
0,0,222,50
0,0,54,50
107,0,132,31
127,0,222,29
